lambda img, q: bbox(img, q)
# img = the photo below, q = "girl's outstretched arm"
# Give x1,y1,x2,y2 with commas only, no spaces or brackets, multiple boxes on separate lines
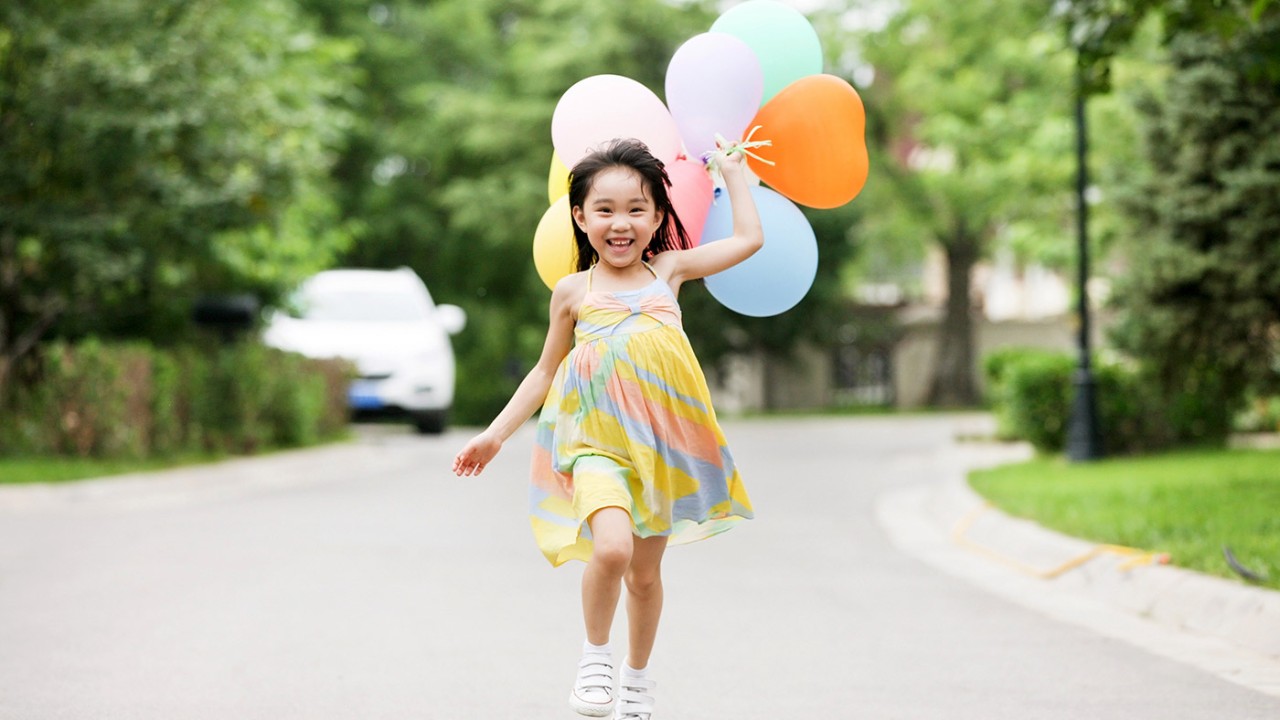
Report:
452,276,579,476
654,150,763,286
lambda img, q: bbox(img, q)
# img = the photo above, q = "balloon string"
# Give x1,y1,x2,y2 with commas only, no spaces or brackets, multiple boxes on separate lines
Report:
702,125,776,171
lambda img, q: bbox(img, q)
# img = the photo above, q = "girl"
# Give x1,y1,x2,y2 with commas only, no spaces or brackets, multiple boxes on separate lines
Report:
452,138,762,720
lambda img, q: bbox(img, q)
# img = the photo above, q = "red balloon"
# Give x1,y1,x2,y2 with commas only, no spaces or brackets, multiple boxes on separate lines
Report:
746,75,869,209
667,159,713,248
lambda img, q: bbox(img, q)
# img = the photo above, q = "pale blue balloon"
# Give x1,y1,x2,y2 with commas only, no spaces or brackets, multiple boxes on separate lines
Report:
710,0,823,104
699,186,818,317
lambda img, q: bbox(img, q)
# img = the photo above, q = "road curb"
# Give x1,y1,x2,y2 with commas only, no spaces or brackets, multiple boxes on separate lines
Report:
936,472,1280,663
877,441,1280,699
0,440,381,514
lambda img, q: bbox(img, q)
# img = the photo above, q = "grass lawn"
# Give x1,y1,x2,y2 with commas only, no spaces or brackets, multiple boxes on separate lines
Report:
969,448,1280,590
0,455,229,484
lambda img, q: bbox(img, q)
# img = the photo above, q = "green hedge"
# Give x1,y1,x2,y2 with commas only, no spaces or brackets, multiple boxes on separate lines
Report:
983,347,1070,444
0,340,352,459
1237,395,1280,433
983,348,1235,455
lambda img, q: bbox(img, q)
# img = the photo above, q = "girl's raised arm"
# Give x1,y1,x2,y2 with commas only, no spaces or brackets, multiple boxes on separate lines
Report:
656,151,763,286
452,276,579,476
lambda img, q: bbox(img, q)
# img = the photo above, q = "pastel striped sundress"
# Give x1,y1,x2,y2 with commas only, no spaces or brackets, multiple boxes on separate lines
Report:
529,264,753,566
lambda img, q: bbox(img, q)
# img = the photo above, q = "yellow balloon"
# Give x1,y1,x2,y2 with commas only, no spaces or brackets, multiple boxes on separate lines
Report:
533,195,577,290
548,150,571,204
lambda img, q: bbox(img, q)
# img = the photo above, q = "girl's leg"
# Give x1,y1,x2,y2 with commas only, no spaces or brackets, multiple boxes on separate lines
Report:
624,534,669,669
582,507,634,644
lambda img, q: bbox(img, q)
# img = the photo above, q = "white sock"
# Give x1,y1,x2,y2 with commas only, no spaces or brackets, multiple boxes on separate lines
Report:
583,639,612,656
622,662,648,679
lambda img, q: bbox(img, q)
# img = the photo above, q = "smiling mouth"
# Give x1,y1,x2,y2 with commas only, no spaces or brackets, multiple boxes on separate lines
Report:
606,238,633,248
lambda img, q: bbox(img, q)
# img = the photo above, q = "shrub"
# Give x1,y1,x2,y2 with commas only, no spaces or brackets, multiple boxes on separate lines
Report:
149,350,184,456
3,340,152,458
307,357,356,439
0,340,350,460
1236,395,1280,433
1000,352,1076,453
989,349,1237,455
983,347,1069,441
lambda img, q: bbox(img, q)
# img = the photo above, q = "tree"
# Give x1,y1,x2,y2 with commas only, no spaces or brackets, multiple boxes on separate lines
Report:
1057,0,1279,94
1107,17,1280,440
857,0,1077,405
295,0,726,422
296,0,861,419
1053,0,1280,443
0,0,356,396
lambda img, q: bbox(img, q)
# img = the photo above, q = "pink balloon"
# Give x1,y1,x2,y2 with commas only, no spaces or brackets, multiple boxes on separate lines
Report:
666,33,764,161
667,159,713,248
552,75,683,168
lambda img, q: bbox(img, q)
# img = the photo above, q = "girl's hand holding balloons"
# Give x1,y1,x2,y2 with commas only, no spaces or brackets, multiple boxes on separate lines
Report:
703,130,769,181
711,144,747,174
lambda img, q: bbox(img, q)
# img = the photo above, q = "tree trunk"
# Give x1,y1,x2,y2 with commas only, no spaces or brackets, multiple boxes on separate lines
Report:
0,227,64,402
927,230,980,407
0,227,15,401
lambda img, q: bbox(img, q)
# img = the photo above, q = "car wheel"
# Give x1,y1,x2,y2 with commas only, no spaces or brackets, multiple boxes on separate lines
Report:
413,410,448,435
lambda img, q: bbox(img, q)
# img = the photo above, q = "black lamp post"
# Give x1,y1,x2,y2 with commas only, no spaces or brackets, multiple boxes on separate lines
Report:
1066,66,1103,462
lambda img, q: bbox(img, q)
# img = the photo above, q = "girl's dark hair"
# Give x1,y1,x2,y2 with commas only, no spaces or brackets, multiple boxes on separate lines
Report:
567,138,691,272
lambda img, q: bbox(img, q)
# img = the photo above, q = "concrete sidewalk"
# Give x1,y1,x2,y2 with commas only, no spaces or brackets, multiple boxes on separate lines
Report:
876,440,1280,700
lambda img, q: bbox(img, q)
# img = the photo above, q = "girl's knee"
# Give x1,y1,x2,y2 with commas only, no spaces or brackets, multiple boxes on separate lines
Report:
591,536,633,573
627,566,665,594
625,564,662,596
587,508,635,573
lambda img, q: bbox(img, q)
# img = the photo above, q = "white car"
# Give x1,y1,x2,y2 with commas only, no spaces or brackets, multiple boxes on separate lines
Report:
263,268,466,434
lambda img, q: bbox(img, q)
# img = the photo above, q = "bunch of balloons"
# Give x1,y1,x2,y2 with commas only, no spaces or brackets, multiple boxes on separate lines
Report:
533,0,868,316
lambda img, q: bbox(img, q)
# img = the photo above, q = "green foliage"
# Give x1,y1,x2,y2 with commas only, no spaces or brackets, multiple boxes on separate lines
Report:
3,0,868,428
0,340,350,459
1108,18,1280,431
857,0,1078,405
1236,395,1280,433
1057,0,1279,93
0,0,358,387
291,0,719,423
860,1,1076,254
1000,351,1078,453
983,347,1068,440
1,339,153,457
296,0,862,422
987,348,1235,454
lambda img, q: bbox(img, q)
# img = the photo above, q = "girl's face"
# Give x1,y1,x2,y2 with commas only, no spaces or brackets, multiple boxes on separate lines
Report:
572,167,664,271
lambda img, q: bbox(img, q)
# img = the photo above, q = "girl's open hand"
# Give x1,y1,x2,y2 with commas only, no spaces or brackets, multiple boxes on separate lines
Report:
452,431,502,477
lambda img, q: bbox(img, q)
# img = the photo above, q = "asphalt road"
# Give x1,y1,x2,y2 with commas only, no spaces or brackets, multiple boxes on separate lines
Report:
1,416,1277,719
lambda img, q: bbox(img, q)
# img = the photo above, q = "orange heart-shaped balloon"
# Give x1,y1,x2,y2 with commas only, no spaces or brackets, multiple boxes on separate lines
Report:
746,74,868,209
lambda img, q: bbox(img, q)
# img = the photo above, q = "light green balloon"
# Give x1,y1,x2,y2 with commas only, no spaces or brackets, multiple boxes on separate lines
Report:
711,0,823,105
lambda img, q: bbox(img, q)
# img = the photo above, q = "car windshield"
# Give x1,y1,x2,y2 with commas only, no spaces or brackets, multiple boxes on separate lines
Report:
296,288,428,323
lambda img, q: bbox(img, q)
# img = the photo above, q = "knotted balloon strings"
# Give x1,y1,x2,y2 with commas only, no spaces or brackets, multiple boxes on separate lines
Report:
701,125,775,177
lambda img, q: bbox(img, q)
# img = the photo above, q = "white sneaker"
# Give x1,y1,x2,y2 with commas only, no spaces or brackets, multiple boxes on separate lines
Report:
568,651,616,717
614,675,655,720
